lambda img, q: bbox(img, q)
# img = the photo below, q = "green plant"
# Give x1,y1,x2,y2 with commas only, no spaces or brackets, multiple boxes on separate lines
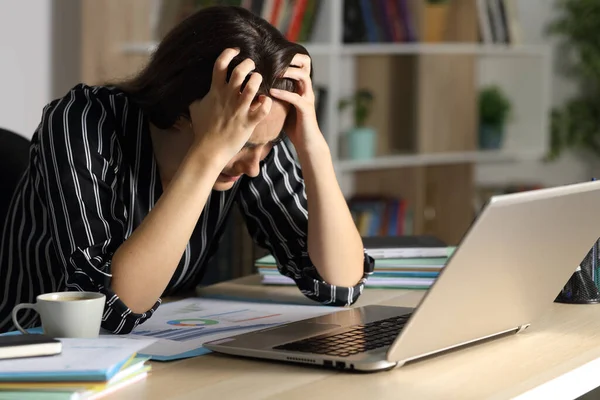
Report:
479,85,511,128
338,89,374,128
546,0,600,161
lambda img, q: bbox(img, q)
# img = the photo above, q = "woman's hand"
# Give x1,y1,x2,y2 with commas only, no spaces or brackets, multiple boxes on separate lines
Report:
269,53,324,152
270,54,364,288
188,48,272,164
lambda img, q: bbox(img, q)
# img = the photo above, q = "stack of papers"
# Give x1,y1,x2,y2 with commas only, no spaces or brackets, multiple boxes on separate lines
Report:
123,298,338,361
0,337,155,399
361,235,452,259
257,236,457,289
256,251,455,289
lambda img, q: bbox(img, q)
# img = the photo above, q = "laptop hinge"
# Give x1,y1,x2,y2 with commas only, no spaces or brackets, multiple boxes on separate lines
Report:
397,325,527,367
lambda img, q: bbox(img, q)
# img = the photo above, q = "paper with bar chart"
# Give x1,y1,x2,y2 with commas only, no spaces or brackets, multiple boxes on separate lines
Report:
124,298,337,361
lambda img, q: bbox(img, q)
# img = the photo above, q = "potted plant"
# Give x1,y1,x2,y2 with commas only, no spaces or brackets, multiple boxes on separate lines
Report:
544,0,600,162
339,90,375,160
478,85,512,149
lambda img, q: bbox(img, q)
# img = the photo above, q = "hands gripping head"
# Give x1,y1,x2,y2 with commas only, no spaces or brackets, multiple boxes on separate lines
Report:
211,48,273,124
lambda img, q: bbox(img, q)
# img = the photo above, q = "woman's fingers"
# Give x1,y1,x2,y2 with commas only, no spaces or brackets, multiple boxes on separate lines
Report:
248,95,273,123
270,88,303,109
282,53,314,100
212,48,240,88
282,68,311,99
229,58,256,93
289,53,311,75
240,72,263,108
210,50,315,127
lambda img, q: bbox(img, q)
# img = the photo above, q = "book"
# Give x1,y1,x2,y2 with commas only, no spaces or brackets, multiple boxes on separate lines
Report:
0,334,61,360
255,247,455,290
0,356,150,400
0,356,148,390
261,274,435,289
362,235,452,259
0,337,155,382
0,337,154,400
255,253,450,272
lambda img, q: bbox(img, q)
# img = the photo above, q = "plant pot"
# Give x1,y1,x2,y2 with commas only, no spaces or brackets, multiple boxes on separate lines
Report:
478,124,504,150
348,127,376,160
423,3,450,43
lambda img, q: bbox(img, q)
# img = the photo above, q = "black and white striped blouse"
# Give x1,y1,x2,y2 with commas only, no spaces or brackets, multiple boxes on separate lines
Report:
0,84,372,334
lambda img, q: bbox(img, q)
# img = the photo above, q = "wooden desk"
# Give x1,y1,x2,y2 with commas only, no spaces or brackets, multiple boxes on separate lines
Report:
110,275,600,400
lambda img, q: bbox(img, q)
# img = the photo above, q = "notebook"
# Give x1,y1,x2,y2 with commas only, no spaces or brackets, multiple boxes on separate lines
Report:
361,235,450,258
0,337,155,382
0,356,150,400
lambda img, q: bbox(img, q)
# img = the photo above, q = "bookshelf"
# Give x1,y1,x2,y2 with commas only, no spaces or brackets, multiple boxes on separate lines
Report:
82,0,552,246
121,41,549,57
338,148,543,171
340,42,550,56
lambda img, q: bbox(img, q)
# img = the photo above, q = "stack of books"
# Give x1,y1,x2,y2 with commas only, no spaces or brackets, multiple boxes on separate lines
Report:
0,336,154,399
257,236,456,290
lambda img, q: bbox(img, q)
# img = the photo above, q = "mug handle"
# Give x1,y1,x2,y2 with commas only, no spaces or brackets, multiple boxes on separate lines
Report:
11,303,37,335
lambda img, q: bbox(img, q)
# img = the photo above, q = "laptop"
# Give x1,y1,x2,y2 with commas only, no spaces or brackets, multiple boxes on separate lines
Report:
204,180,600,372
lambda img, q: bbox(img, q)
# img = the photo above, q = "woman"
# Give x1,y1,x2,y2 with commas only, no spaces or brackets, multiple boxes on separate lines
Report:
0,6,372,335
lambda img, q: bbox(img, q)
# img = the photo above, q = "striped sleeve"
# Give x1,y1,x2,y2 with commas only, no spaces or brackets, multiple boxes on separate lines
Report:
37,86,160,334
237,140,373,307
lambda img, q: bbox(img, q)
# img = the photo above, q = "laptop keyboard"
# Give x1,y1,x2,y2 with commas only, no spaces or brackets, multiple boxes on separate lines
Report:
273,313,412,358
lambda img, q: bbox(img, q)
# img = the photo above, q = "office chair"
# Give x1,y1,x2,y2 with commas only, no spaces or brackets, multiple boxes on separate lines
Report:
0,127,31,222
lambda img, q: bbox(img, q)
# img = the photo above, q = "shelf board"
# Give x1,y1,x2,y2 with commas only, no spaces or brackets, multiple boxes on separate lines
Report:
120,41,332,56
302,43,334,56
120,41,158,54
121,42,549,58
336,150,543,172
340,43,550,57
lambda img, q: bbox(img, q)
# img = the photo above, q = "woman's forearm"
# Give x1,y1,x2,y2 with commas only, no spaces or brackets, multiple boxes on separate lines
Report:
111,144,225,313
296,138,364,287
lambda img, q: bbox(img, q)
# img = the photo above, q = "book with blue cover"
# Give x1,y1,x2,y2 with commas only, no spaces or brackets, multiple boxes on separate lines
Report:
0,355,150,399
0,337,154,382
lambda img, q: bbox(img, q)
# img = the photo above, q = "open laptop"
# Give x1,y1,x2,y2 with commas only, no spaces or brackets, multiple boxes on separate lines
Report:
204,180,600,372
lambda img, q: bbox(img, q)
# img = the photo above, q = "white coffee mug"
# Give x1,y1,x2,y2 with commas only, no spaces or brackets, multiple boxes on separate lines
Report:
12,291,105,338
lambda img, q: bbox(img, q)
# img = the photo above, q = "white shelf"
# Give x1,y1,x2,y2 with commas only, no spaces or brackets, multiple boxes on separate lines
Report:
302,43,334,56
120,41,158,54
340,43,550,57
336,150,543,172
120,41,549,58
120,41,333,56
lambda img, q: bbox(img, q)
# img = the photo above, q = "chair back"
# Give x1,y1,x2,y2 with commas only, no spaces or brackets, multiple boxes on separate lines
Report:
0,127,30,221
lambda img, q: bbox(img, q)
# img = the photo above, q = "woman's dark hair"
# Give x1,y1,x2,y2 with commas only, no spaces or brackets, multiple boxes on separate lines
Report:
116,5,310,129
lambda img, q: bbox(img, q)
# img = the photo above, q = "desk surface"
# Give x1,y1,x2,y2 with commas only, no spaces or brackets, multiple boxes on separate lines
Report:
110,275,600,400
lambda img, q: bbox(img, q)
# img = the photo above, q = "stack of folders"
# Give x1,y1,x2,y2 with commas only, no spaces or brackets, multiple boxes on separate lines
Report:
257,236,456,290
0,335,154,400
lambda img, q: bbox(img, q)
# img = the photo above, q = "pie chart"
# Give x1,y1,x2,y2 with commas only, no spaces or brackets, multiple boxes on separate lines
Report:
167,318,219,327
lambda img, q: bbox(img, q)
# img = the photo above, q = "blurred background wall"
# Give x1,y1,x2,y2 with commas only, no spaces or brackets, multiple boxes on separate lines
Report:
0,0,80,138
